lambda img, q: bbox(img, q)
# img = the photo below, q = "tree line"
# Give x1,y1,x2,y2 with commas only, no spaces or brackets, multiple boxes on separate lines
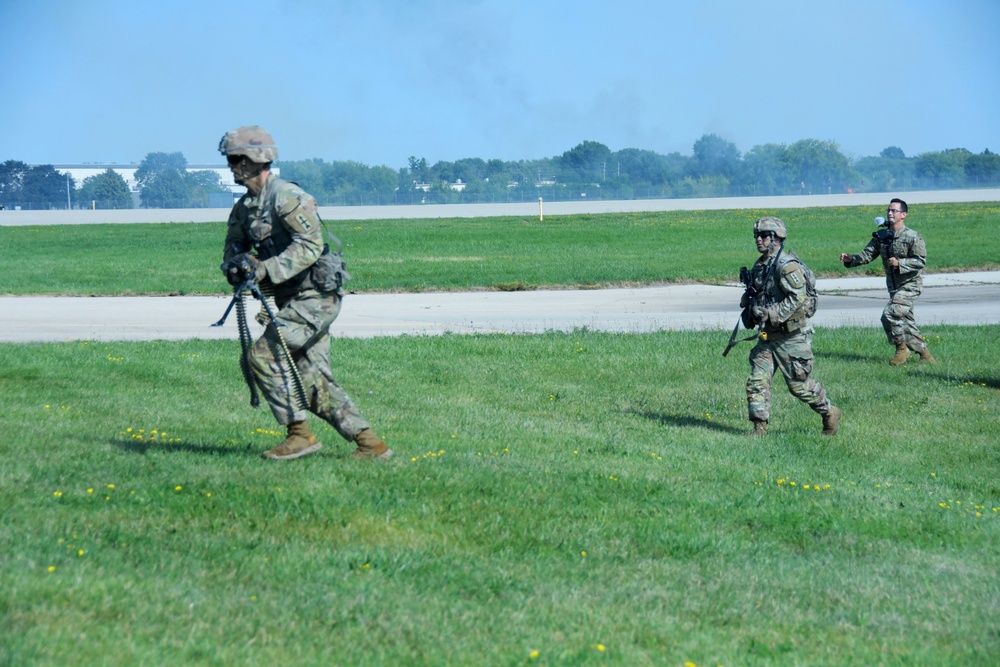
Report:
3,135,999,210
0,153,227,210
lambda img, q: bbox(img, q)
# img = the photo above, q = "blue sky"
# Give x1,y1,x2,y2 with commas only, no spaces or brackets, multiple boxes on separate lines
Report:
1,0,997,168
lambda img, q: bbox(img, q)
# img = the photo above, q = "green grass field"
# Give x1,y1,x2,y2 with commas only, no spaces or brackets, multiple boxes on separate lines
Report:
2,202,998,665
1,329,998,665
2,202,999,295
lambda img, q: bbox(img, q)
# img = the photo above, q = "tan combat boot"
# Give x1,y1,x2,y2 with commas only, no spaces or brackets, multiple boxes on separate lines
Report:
821,406,842,436
750,419,768,437
917,348,936,364
350,429,393,460
889,343,910,366
262,421,322,460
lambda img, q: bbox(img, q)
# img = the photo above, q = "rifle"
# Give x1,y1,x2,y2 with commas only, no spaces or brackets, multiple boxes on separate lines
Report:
723,244,783,356
722,265,760,357
212,255,307,411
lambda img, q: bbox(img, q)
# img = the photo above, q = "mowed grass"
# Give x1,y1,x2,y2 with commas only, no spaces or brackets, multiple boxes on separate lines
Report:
2,201,999,295
1,327,998,665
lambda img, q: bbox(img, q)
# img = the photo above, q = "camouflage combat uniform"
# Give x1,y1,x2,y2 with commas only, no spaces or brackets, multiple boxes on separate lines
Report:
842,225,928,354
743,247,836,425
223,173,371,440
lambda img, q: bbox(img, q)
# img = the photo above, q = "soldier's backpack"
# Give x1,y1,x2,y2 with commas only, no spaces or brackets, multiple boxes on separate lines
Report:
778,251,818,318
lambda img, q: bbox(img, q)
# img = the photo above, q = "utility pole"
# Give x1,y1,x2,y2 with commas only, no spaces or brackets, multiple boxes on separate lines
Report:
66,173,71,210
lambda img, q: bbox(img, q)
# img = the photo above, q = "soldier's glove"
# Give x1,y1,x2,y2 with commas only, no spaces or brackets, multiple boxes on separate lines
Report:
221,253,266,285
220,258,242,286
752,306,767,327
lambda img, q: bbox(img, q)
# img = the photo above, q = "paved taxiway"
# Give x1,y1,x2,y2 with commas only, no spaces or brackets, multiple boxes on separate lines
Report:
2,272,998,343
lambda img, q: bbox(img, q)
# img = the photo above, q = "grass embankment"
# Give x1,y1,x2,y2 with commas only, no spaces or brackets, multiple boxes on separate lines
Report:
1,328,998,665
2,202,998,295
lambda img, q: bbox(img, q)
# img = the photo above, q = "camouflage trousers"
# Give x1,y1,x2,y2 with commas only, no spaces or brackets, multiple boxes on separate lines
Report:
250,290,371,441
881,284,927,352
746,329,833,423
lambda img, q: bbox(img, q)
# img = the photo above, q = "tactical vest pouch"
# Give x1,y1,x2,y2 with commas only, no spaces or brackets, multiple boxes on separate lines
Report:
782,316,806,334
310,244,352,294
741,307,757,330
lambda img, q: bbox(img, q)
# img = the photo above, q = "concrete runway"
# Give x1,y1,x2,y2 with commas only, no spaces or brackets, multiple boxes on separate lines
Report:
3,272,998,343
4,190,997,342
3,188,999,225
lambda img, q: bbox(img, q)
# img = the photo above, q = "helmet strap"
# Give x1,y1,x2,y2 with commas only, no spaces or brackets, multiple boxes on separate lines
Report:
231,158,268,186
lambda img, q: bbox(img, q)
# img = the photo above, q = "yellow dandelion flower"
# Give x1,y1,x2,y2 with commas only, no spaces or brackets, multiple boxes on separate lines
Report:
174,485,182,492
87,488,94,494
595,643,606,652
581,551,587,557
53,491,63,498
77,549,85,557
47,565,56,573
529,649,540,659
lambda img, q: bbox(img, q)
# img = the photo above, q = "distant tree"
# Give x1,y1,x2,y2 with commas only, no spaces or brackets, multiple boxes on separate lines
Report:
690,134,741,180
783,139,857,193
914,148,970,188
17,164,73,209
278,159,326,199
452,157,487,184
740,143,791,196
139,168,189,208
137,152,190,208
185,170,226,207
485,159,505,179
880,146,906,160
135,152,187,189
855,152,915,193
557,140,612,182
79,169,133,209
964,149,1000,186
407,156,430,183
365,165,399,198
611,148,680,186
0,160,29,205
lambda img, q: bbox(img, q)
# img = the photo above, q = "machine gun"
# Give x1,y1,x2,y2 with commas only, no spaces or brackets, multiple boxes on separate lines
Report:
212,255,282,330
212,255,306,410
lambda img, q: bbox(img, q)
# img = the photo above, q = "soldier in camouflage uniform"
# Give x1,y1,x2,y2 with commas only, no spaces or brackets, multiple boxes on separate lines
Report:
840,198,935,366
218,126,392,461
742,217,842,437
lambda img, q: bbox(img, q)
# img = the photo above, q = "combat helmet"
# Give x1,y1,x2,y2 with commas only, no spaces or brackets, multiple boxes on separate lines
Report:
753,216,787,240
218,126,278,164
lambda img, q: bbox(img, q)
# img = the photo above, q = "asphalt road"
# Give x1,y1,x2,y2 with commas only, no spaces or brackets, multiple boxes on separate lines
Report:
3,272,998,343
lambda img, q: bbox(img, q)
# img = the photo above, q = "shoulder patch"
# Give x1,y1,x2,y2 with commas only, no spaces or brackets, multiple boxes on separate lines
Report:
781,261,804,287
